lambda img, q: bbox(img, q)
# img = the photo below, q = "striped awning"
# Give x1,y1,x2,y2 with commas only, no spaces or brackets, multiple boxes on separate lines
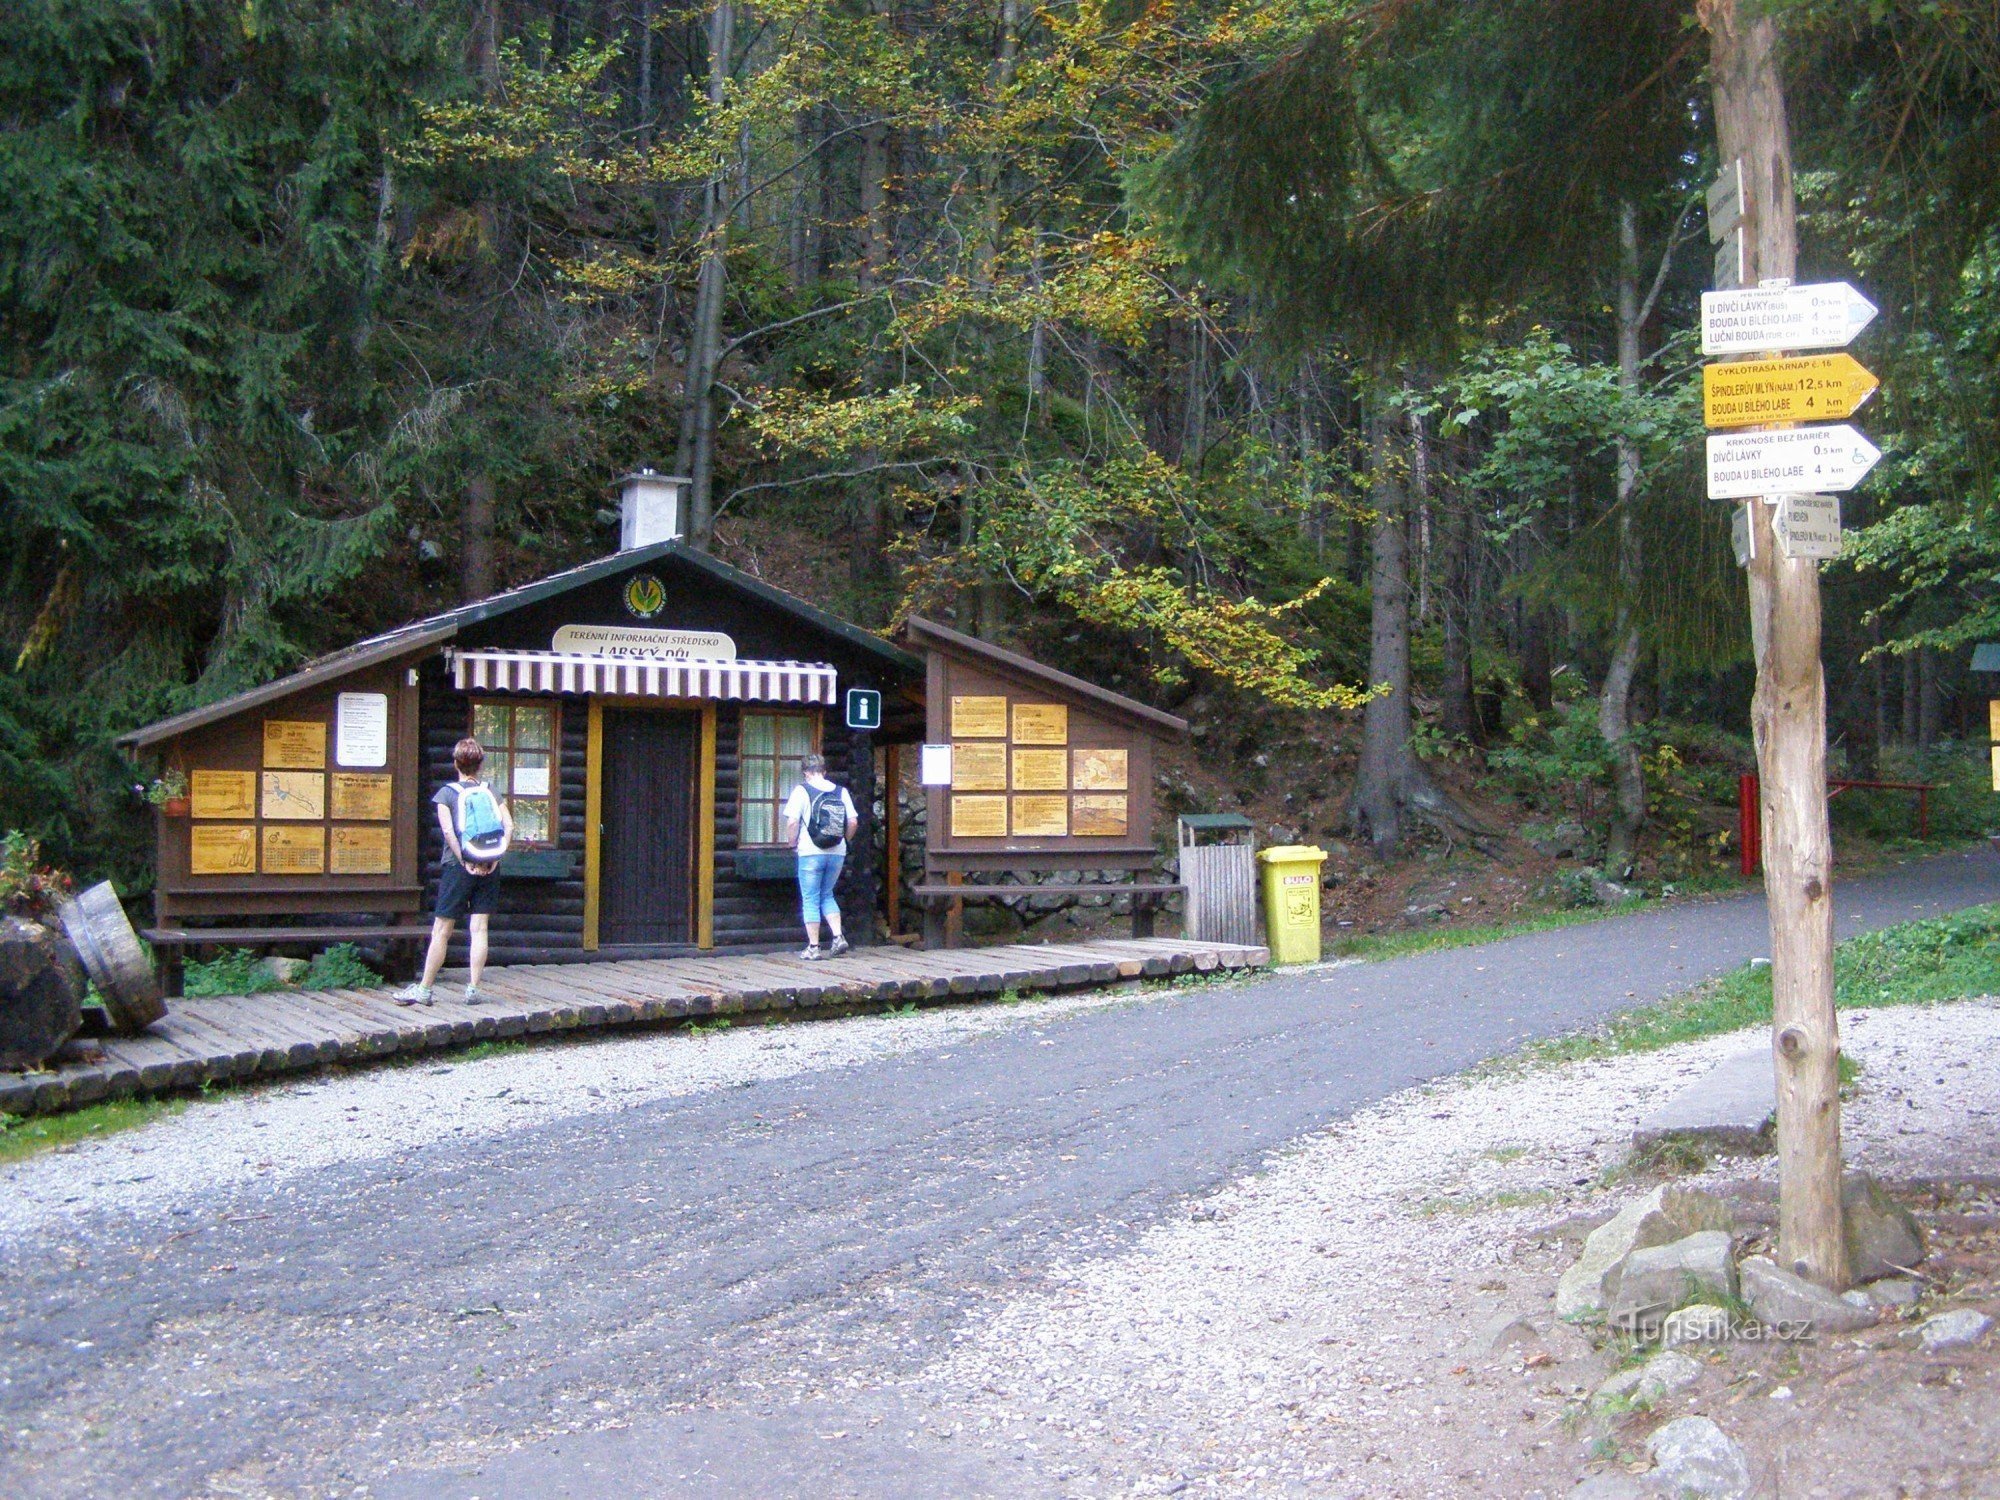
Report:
449,649,837,704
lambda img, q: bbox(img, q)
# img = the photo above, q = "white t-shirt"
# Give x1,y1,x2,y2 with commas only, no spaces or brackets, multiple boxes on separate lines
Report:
783,776,857,856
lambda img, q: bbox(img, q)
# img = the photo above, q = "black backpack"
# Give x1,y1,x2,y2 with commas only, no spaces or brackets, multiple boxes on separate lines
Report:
804,784,848,849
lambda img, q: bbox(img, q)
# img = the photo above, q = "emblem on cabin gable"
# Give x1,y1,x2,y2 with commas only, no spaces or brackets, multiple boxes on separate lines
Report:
623,574,667,618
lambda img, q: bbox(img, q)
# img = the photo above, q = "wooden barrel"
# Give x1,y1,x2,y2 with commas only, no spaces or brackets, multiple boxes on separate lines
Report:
58,882,166,1034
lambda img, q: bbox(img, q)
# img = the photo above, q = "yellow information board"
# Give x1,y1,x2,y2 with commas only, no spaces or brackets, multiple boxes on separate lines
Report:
950,695,1008,738
1072,794,1129,837
1011,794,1068,837
1702,354,1878,429
1010,703,1068,745
261,825,325,874
189,824,257,875
330,825,394,875
1990,698,1999,742
950,794,1008,838
261,770,325,820
1011,748,1068,791
189,769,257,819
330,772,394,821
1071,747,1128,791
951,743,1008,791
263,719,327,769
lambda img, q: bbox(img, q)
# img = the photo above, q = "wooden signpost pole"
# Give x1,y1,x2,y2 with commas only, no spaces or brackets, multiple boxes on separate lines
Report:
1703,0,1850,1288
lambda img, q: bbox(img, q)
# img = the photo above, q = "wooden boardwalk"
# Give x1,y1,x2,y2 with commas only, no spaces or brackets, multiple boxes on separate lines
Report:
0,937,1267,1117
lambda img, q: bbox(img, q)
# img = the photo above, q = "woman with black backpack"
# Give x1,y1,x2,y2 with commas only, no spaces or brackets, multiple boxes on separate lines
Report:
781,753,858,960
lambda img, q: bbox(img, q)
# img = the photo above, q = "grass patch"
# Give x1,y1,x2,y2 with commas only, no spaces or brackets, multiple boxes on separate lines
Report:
183,942,381,997
1523,901,2000,1068
1328,897,1651,962
0,1095,189,1165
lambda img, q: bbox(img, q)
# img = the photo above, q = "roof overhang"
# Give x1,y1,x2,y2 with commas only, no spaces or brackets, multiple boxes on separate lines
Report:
901,616,1189,738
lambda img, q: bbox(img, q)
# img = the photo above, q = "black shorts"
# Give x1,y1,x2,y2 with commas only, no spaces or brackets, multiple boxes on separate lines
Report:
436,860,501,921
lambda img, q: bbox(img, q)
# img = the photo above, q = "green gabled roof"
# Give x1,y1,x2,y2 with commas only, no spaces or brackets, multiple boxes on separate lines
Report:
120,540,921,749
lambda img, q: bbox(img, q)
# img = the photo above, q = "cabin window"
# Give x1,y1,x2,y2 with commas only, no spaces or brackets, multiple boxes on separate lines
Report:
469,700,559,846
737,710,819,845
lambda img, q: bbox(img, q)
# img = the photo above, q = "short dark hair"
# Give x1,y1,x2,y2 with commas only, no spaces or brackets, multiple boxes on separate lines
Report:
453,737,485,775
801,753,826,775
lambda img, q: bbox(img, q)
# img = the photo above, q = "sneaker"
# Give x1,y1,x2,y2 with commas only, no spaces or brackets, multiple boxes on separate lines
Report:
461,986,486,1005
392,983,433,1007
798,945,824,961
828,936,851,957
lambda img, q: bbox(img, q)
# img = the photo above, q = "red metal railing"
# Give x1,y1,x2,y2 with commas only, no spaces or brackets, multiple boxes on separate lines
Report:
1736,771,1934,878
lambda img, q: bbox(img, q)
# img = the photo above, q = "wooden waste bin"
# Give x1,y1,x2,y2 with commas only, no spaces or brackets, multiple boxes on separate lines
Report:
1178,814,1257,946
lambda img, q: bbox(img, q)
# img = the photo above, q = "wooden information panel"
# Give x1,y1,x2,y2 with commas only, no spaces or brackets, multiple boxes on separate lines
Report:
261,771,325,820
1011,703,1068,745
951,794,1008,838
190,825,257,875
951,743,1008,791
1011,794,1068,837
330,772,394,821
263,719,327,769
190,770,257,819
950,695,1008,738
1072,747,1128,791
330,825,394,875
1011,748,1068,791
262,825,325,875
1072,794,1129,837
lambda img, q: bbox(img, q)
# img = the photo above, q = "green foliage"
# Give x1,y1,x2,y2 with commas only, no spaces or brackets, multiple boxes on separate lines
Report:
182,948,287,999
0,1095,189,1165
302,943,382,989
1489,701,1616,817
0,829,73,919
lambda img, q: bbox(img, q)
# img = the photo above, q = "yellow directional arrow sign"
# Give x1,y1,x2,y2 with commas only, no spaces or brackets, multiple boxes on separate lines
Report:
1703,353,1879,429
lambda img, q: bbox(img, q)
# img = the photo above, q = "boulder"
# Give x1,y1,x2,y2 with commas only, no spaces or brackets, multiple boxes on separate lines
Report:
1606,1231,1737,1328
1591,1349,1704,1412
1633,1049,1774,1158
0,916,85,1070
1859,1276,1923,1310
1556,1187,1734,1320
1842,1173,1926,1281
1531,820,1591,858
259,955,310,985
1738,1256,1874,1336
1660,1303,1735,1348
1646,1416,1752,1500
1467,1311,1544,1360
1917,1309,1993,1353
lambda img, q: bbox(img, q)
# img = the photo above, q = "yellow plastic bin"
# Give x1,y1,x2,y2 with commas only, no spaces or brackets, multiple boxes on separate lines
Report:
1257,844,1328,964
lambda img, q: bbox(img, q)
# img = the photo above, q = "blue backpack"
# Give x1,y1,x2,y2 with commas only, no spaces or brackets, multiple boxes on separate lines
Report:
456,782,507,859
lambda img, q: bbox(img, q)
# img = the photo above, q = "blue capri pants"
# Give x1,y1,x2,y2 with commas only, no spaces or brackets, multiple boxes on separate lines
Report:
797,850,845,925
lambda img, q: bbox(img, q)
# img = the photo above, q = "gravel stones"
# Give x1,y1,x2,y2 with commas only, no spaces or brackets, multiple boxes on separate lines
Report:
1842,1172,1926,1282
1556,1186,1733,1320
1646,1416,1752,1500
1606,1231,1737,1326
1738,1256,1875,1335
1917,1308,1994,1352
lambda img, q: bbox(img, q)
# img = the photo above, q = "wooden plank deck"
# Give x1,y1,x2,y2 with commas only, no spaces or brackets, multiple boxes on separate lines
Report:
0,936,1268,1116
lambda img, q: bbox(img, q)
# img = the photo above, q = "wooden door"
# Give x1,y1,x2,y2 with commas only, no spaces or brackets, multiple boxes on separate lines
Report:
600,708,697,945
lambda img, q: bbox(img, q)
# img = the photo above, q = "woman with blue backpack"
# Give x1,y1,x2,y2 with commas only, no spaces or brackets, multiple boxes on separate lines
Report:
781,753,858,961
395,736,513,1006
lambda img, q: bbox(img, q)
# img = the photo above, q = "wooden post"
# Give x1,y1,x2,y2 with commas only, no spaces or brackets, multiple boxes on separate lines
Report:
883,743,902,937
945,868,964,949
1703,0,1849,1289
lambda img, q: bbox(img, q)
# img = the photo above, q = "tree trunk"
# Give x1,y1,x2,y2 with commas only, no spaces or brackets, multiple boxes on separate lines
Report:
1600,198,1648,878
462,0,502,599
1900,647,1918,744
1918,645,1941,751
849,43,895,606
0,917,84,1071
1439,492,1476,741
1353,407,1410,856
1870,617,1889,769
1706,0,1848,1290
677,0,736,549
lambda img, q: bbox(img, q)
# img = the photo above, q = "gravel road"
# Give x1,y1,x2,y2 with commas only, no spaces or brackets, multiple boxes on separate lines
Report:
0,849,1991,1499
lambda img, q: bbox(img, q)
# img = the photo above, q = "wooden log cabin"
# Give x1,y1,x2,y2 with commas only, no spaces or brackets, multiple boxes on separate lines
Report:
120,475,1192,990
120,476,926,984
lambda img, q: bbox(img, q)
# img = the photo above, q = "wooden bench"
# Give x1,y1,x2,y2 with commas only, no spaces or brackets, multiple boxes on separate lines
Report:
143,924,434,997
909,881,1184,946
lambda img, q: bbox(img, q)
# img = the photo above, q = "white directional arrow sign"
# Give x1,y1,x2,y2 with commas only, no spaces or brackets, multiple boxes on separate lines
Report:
1701,282,1877,356
1706,425,1882,500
